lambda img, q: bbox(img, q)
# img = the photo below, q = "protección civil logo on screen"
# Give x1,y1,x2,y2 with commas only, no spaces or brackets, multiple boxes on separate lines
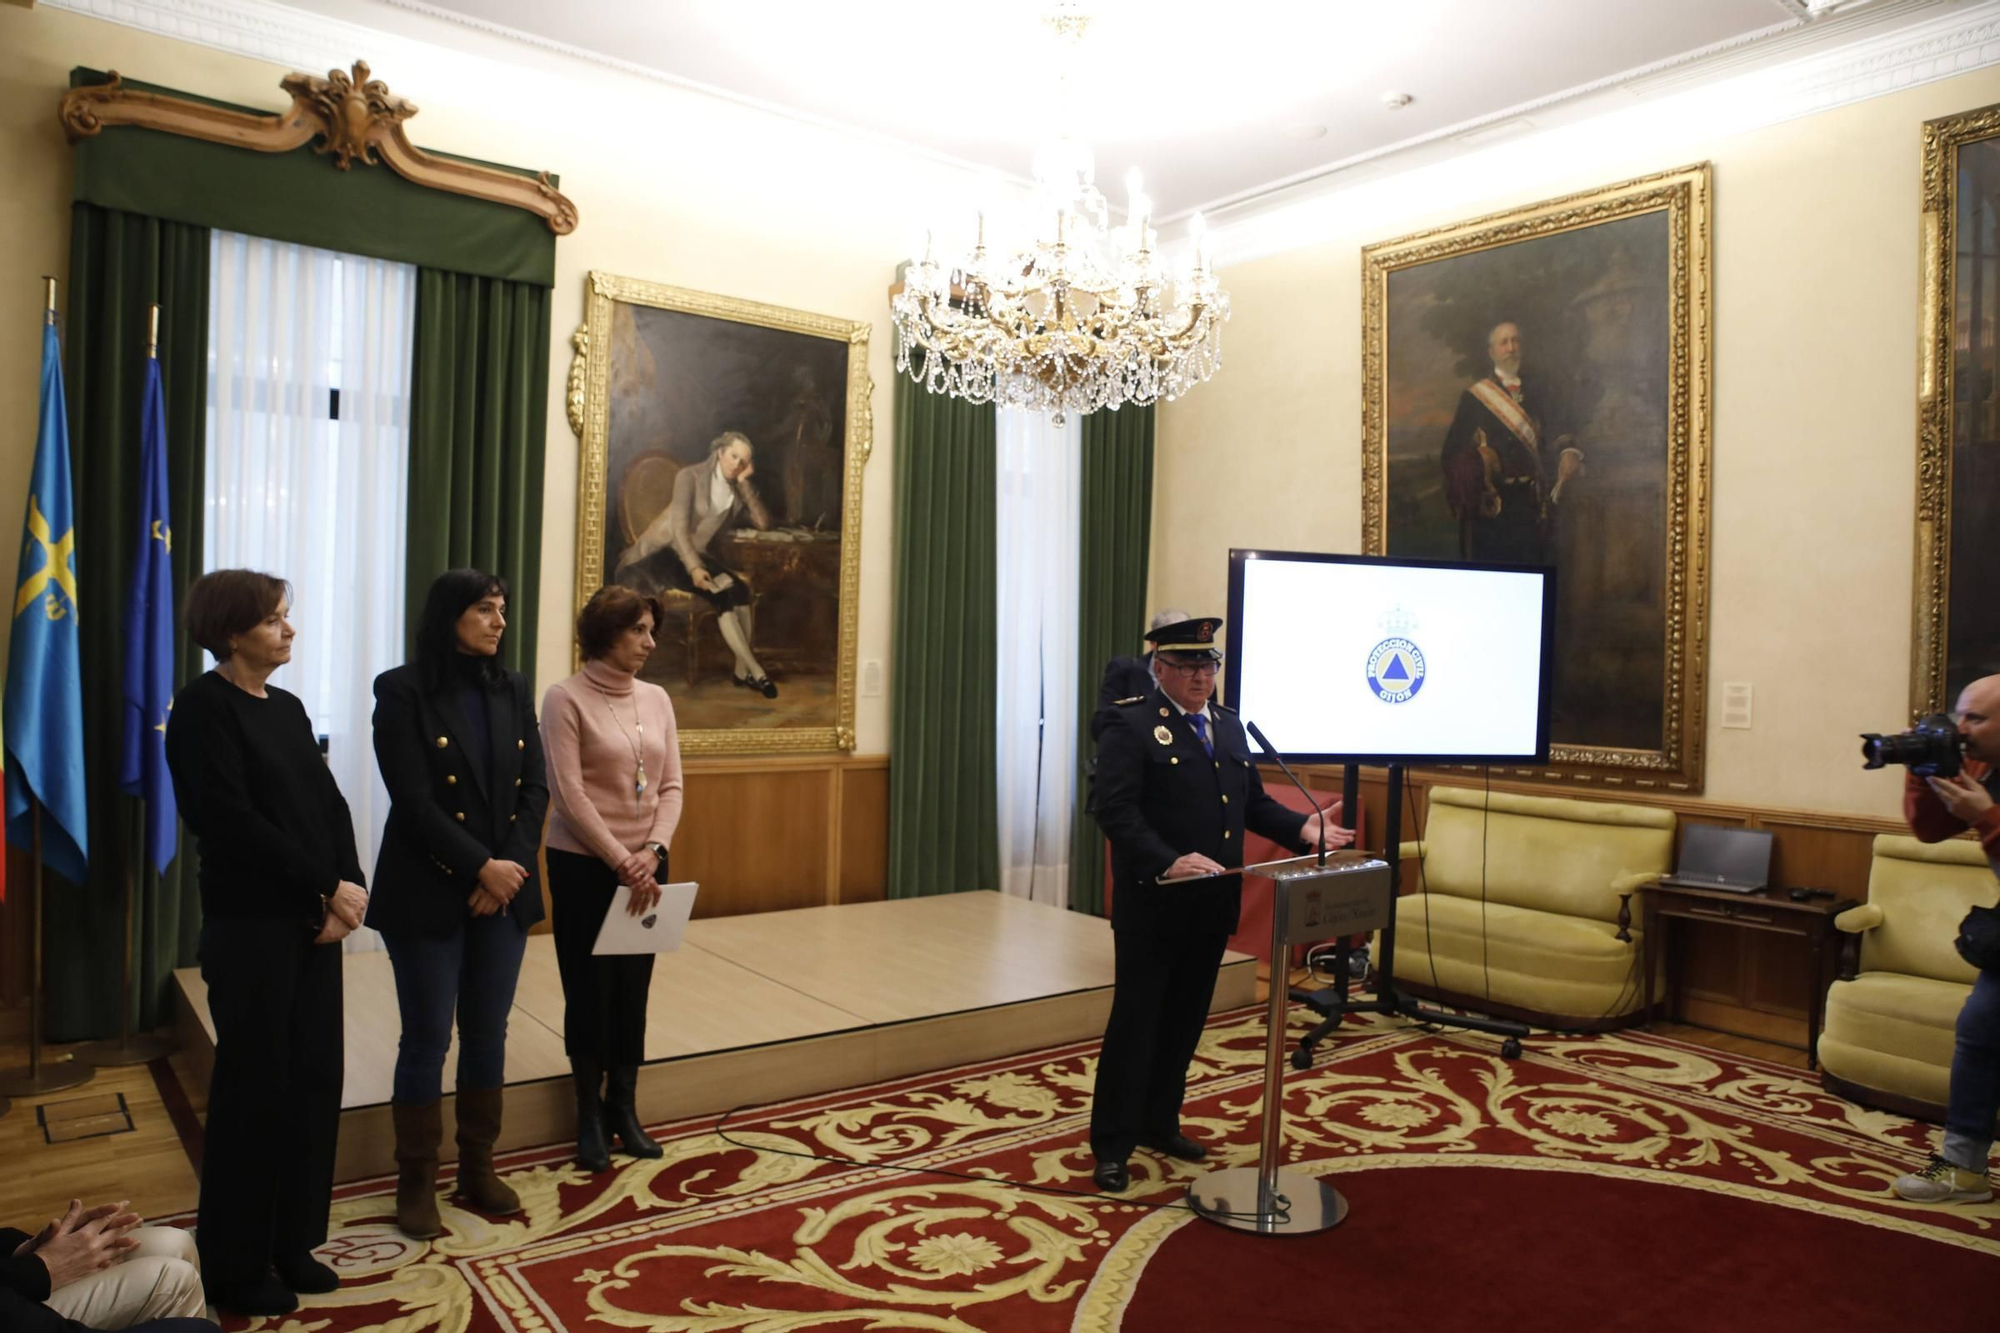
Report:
1366,637,1426,704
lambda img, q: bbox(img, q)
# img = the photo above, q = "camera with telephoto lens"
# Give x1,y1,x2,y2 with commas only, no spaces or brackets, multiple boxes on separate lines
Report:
1859,714,1965,778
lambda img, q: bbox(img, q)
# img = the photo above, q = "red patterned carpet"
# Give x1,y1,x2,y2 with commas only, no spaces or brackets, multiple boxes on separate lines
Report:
193,1009,1999,1332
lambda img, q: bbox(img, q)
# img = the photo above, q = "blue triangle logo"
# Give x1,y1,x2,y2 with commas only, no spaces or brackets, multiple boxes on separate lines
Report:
1382,654,1410,683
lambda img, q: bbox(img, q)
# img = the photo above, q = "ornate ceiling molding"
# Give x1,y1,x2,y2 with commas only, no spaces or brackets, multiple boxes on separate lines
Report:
59,59,578,234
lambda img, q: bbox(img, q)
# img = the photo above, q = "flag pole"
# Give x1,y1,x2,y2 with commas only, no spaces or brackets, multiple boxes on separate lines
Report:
0,282,95,1101
0,801,93,1095
80,302,172,1069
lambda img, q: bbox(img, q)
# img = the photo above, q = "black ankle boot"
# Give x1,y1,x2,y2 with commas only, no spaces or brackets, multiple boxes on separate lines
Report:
603,1064,663,1158
572,1056,611,1172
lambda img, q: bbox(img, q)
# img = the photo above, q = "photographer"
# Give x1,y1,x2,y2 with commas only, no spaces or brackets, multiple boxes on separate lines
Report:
1891,674,2000,1205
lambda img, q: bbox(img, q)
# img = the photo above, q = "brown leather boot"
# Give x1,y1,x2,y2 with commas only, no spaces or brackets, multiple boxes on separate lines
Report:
452,1086,522,1215
391,1100,443,1240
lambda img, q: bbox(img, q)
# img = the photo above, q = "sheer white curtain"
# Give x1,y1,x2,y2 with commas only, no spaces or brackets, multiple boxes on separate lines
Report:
995,408,1082,905
205,231,415,951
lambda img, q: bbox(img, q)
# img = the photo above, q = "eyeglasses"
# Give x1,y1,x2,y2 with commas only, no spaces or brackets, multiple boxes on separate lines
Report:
1161,661,1220,678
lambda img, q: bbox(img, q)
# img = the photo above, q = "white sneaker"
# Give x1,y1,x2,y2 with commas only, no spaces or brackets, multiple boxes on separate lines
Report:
1891,1155,1994,1204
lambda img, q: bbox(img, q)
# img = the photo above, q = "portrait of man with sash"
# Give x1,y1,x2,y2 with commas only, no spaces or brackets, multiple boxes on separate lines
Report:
1438,320,1587,565
1361,165,1713,792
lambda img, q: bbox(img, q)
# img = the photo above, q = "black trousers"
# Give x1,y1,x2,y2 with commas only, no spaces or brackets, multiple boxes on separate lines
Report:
1090,924,1230,1161
547,848,659,1065
195,916,343,1284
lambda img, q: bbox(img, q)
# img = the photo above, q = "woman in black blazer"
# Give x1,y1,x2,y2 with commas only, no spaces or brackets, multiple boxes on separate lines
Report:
366,569,549,1239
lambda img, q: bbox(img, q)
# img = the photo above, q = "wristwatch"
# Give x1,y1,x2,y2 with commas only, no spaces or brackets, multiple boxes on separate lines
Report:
645,841,667,864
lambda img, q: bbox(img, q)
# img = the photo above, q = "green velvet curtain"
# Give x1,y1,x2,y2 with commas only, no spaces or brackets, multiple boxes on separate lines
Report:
46,205,210,1038
1067,405,1156,916
887,360,999,898
405,271,551,673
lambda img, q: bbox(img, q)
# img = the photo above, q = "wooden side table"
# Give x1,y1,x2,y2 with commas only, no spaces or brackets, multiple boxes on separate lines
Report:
1640,882,1857,1068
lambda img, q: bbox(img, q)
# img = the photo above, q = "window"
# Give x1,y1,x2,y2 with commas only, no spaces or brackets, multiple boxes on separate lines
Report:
205,232,415,949
995,407,1081,905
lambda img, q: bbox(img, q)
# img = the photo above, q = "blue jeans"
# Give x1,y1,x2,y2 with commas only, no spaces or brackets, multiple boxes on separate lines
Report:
1943,967,2000,1170
383,913,528,1104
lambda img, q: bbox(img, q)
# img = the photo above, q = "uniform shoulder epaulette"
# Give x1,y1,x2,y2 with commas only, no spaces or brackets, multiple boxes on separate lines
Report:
1213,701,1238,714
1113,695,1143,706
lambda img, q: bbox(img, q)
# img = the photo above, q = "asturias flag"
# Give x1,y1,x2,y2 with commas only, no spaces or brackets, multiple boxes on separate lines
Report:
5,319,90,884
121,356,177,874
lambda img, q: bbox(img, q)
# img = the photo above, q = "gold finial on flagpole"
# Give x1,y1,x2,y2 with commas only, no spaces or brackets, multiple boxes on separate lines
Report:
147,303,160,360
43,276,57,325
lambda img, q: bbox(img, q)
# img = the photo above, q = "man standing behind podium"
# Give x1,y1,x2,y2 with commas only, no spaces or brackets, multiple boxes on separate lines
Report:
1088,615,1353,1192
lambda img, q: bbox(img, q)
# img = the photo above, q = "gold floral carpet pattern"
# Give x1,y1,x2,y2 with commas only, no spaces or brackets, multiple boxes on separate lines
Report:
206,1010,1999,1332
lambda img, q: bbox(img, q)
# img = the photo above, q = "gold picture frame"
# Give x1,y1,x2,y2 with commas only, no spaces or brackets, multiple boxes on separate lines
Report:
1362,164,1713,791
569,271,872,755
1913,102,2000,719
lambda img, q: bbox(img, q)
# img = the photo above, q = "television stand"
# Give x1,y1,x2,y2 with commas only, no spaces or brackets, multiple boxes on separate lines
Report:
1287,762,1529,1067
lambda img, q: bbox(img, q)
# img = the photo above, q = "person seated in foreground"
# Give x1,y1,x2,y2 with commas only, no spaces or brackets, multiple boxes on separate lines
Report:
1,1199,217,1332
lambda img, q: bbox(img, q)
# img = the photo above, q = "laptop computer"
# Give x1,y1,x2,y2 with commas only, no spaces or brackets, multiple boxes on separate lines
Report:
1658,826,1773,894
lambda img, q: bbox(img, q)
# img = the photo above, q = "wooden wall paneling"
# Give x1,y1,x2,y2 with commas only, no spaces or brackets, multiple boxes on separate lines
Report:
677,757,835,917
838,759,889,905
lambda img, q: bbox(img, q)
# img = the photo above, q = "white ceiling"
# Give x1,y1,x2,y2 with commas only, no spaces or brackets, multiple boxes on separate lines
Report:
316,0,1939,218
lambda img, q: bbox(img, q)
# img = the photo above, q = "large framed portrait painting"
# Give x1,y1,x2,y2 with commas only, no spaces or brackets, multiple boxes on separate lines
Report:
1915,103,2000,717
1362,165,1713,791
569,272,872,754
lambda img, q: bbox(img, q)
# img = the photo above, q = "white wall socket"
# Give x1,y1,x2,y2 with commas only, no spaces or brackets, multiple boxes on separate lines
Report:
1720,681,1753,730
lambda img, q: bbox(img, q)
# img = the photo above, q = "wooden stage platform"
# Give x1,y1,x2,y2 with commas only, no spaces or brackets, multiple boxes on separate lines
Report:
172,891,1256,1181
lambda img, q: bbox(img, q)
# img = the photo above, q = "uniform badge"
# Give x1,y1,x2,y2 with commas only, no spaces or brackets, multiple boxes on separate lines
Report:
1158,707,1170,717
1153,725,1174,746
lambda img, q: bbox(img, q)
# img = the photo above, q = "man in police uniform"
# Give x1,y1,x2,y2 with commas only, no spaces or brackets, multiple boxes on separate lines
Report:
1089,615,1354,1192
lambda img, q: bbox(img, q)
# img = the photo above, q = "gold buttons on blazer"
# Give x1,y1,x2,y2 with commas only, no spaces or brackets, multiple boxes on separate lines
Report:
455,812,466,822
1224,829,1232,839
446,774,457,786
517,739,525,751
509,814,518,822
436,737,448,748
514,778,521,787
1222,794,1230,804
1170,756,1180,765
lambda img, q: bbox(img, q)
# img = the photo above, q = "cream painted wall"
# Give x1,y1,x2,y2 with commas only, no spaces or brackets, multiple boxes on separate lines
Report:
1153,62,2000,820
0,2,994,753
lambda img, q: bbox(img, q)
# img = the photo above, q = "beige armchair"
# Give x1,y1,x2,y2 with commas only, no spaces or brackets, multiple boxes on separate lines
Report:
1819,833,1998,1120
1379,786,1675,1028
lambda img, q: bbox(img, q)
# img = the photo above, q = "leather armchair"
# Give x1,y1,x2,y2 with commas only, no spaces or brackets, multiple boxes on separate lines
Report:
1819,833,1998,1120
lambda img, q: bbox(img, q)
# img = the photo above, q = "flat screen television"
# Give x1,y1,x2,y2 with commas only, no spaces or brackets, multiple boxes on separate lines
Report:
1223,549,1555,766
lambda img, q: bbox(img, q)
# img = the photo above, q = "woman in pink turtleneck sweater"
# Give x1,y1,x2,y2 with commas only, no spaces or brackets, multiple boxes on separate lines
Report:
540,585,685,1171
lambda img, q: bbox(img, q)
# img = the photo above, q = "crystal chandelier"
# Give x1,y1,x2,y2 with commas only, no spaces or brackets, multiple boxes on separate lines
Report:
891,8,1228,422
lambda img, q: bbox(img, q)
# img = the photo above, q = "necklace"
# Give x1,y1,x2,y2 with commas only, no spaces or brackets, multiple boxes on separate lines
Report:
586,678,647,801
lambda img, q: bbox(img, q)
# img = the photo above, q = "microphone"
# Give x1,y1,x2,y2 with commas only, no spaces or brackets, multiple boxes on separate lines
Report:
1245,721,1330,867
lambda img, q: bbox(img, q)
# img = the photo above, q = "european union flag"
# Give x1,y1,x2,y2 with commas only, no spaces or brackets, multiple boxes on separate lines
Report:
121,356,177,873
5,320,89,884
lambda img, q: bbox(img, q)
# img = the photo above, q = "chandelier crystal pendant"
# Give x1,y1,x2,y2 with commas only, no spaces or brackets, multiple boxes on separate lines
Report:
891,10,1228,423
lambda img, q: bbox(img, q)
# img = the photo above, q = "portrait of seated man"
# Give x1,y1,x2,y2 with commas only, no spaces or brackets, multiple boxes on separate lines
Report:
614,430,780,698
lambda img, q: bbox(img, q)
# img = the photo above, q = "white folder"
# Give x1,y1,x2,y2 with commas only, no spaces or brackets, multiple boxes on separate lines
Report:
591,881,698,955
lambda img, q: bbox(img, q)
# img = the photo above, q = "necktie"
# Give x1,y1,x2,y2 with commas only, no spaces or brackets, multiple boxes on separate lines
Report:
1189,711,1213,757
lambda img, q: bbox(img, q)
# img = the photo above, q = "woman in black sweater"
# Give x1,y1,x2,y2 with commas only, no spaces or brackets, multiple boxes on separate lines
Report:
163,570,364,1318
365,569,548,1239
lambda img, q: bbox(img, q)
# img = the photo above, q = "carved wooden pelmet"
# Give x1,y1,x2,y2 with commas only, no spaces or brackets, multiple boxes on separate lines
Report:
61,62,577,235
